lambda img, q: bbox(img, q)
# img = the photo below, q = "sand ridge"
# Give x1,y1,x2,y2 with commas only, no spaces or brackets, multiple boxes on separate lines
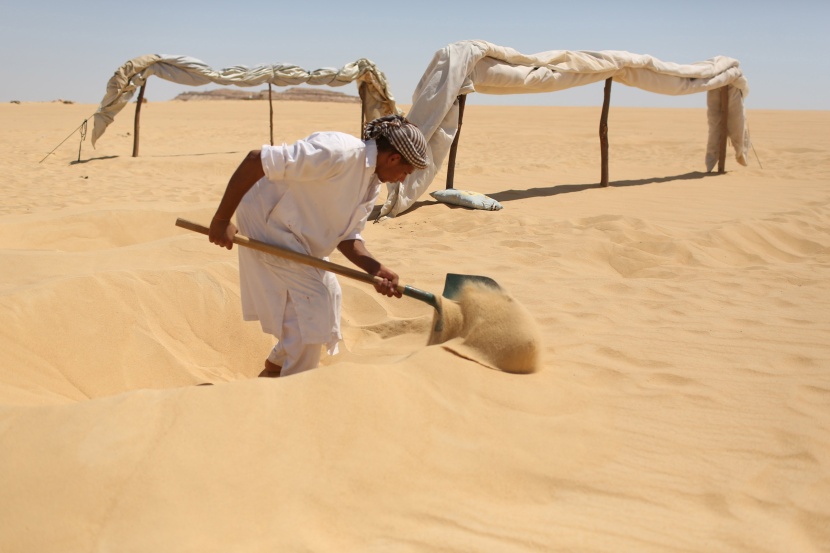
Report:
1,100,829,551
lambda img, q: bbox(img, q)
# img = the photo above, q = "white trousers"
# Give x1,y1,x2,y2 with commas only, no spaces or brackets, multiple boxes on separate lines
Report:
266,296,323,376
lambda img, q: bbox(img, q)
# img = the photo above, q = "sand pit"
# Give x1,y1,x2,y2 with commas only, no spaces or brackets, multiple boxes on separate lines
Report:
1,101,829,552
428,282,541,373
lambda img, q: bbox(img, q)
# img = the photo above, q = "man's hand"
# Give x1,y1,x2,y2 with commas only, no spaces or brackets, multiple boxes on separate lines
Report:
373,265,402,298
209,218,238,250
337,239,403,299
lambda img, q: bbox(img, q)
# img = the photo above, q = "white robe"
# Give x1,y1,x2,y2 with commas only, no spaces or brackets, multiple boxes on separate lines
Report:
236,133,381,353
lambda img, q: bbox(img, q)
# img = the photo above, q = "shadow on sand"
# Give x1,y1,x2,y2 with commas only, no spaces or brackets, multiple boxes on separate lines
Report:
70,155,119,165
378,170,722,218
369,171,720,222
72,151,245,164
140,151,245,158
488,171,718,203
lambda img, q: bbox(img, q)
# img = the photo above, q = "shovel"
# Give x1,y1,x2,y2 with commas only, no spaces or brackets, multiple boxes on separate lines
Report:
174,218,499,330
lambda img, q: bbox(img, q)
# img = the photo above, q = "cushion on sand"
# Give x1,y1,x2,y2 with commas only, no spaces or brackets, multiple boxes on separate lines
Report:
430,189,503,211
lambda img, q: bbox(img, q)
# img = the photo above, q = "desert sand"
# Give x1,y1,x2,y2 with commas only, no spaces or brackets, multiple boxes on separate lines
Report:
1,99,828,552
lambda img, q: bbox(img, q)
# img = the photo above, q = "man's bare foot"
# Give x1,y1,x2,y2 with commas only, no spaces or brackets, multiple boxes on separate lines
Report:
259,358,282,378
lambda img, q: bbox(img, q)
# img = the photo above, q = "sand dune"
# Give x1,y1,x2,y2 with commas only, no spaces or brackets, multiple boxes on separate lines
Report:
1,100,828,551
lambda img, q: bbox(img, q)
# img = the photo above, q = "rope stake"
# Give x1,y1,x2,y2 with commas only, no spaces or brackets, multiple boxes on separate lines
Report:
39,113,95,163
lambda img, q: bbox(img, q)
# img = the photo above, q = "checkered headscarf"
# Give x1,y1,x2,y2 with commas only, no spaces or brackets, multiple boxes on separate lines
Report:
363,115,428,170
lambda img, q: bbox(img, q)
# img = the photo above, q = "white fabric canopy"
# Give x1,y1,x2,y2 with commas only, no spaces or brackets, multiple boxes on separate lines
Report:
380,40,751,218
91,54,399,146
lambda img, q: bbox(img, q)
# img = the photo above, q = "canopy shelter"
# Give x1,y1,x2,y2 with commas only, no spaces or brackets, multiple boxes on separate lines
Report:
91,54,399,155
379,40,750,219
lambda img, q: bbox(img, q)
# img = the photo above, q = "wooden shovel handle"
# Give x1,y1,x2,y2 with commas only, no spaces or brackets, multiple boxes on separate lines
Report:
175,218,383,287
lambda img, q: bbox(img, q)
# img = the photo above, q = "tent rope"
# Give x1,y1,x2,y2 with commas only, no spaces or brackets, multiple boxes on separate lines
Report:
740,91,763,169
748,127,763,169
39,112,95,163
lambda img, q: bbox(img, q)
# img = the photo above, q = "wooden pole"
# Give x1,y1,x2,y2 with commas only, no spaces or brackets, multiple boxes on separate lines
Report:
445,94,467,189
358,83,367,135
132,82,146,157
717,85,729,174
599,78,612,186
268,84,274,146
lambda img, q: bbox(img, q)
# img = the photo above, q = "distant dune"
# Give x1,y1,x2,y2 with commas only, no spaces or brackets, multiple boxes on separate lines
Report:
173,86,361,103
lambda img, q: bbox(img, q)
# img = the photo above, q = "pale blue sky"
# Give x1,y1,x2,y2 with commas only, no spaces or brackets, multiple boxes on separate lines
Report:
2,0,828,109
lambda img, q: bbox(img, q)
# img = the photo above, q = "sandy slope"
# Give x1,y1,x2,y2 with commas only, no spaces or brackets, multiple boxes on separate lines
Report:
1,100,828,552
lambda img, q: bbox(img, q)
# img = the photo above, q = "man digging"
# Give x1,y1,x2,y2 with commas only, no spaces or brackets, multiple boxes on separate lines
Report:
208,115,428,378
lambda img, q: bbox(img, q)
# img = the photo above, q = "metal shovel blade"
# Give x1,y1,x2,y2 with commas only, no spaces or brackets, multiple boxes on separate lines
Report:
401,274,500,333
401,274,500,310
441,273,501,300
